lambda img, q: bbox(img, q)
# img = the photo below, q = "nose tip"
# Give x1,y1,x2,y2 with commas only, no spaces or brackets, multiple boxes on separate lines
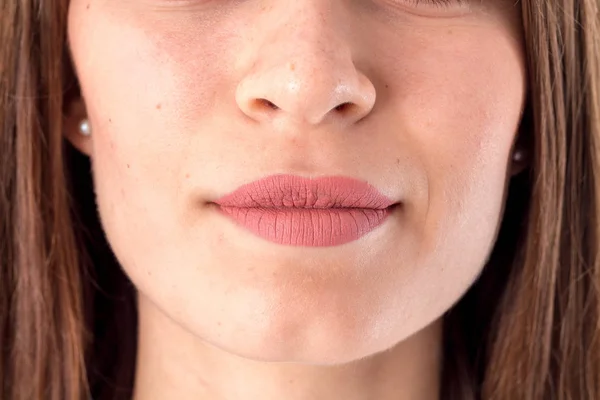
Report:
235,61,377,126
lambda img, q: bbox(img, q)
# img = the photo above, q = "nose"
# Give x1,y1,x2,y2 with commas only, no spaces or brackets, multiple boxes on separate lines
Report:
235,4,377,127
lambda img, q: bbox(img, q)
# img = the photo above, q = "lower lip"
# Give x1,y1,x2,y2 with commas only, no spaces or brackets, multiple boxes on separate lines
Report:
215,206,395,247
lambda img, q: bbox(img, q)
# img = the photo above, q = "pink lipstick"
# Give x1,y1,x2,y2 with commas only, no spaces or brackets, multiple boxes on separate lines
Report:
214,175,396,247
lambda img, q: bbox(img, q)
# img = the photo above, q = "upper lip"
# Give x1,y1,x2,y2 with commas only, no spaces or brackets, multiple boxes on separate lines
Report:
214,174,395,209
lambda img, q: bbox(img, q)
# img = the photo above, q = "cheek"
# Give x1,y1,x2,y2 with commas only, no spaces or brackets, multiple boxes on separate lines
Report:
388,25,525,203
71,18,228,128
68,6,234,204
422,32,524,228
375,24,526,292
67,6,238,267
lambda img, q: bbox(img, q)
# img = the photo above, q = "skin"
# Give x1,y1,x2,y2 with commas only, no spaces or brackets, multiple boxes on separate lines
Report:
65,0,526,399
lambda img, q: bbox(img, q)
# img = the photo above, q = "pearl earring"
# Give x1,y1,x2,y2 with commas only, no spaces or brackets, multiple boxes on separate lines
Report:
79,119,91,136
513,148,525,163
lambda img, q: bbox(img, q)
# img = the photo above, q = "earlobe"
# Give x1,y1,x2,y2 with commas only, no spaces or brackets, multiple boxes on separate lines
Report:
63,98,93,156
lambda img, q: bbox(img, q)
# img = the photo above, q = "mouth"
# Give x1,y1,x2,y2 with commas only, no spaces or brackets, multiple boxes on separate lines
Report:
212,174,399,247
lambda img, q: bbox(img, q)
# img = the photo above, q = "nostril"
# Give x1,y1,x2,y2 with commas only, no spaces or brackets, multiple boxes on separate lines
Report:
334,102,354,113
256,98,279,110
244,98,280,119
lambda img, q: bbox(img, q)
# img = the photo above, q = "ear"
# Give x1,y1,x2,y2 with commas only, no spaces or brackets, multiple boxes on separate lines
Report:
63,97,93,156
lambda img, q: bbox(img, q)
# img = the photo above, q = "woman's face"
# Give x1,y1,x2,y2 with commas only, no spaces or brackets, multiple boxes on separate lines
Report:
66,0,525,362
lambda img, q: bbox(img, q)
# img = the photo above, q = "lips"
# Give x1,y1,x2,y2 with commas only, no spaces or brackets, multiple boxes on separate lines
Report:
213,174,396,247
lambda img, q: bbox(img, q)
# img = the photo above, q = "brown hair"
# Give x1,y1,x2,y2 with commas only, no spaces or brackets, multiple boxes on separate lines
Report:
1,0,599,399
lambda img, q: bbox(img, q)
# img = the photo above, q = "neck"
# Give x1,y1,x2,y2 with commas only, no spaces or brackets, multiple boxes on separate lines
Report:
132,294,442,400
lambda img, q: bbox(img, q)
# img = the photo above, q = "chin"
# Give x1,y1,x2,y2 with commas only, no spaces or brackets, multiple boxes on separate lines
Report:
193,306,417,365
